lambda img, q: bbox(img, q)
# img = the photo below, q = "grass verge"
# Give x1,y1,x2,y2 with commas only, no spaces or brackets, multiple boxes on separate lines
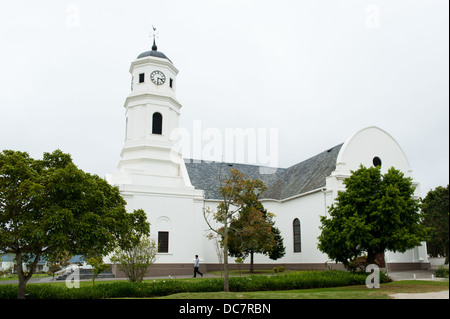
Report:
154,280,449,299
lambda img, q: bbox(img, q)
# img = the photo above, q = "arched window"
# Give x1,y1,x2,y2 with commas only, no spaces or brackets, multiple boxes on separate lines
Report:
152,112,162,135
293,218,301,253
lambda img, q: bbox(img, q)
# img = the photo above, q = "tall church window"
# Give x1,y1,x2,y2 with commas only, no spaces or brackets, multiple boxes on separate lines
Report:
152,112,162,135
158,231,169,253
293,218,301,253
139,73,145,83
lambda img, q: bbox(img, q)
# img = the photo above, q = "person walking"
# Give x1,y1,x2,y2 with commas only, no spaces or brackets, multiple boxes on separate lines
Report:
193,255,203,278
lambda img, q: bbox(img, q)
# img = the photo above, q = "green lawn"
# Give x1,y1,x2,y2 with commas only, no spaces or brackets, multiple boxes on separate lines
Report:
0,273,52,281
154,280,449,299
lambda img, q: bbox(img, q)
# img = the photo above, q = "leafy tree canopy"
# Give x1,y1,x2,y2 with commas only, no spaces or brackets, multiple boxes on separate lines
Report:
0,149,149,298
227,198,285,272
318,165,428,266
421,185,449,260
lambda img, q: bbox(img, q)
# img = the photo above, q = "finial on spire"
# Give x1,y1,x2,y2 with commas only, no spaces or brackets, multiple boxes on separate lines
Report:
151,25,158,51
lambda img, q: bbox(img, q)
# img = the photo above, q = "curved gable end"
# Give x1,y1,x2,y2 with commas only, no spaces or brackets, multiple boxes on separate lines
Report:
325,126,420,208
334,126,413,178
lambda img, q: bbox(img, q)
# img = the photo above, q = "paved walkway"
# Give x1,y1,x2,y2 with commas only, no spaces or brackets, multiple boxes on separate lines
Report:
390,290,449,299
386,269,449,299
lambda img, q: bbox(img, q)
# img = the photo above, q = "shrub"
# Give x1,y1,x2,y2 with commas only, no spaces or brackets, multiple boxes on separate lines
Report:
273,266,286,274
347,256,368,272
0,284,17,299
434,266,449,278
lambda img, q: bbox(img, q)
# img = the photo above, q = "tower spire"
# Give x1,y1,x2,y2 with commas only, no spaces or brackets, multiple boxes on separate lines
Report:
151,25,158,51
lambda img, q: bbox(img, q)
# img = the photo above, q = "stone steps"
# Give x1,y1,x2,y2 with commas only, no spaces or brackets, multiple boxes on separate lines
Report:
56,268,115,281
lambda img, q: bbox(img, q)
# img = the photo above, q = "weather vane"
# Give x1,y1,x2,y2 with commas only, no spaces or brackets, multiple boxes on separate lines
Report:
150,25,159,51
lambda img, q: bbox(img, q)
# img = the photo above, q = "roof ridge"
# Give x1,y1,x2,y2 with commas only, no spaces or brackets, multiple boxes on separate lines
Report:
184,143,343,200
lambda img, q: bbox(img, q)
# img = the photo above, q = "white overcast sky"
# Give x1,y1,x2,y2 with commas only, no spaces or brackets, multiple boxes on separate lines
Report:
0,0,448,195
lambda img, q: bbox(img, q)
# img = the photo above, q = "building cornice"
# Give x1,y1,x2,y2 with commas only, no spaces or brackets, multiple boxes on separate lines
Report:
124,92,182,111
129,56,179,75
204,187,325,204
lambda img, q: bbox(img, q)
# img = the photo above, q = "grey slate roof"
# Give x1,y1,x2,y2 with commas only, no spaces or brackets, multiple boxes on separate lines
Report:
184,143,343,200
137,50,173,63
0,253,48,264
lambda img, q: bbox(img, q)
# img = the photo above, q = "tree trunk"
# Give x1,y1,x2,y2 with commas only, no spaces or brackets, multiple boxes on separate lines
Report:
367,250,377,266
223,223,229,292
16,251,41,299
17,275,29,299
16,254,29,299
250,250,254,273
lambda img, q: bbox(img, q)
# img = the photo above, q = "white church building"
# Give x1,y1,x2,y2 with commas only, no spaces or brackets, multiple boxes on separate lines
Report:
106,40,429,277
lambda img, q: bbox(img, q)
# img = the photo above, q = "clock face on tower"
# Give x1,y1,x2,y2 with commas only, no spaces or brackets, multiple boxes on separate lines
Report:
150,70,166,85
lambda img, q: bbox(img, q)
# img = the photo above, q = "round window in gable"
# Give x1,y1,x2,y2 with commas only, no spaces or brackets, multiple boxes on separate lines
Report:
373,156,382,168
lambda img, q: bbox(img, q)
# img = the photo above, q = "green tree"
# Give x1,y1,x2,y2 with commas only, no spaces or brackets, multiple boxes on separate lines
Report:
111,235,158,282
268,223,286,260
0,149,150,298
318,165,428,267
421,185,449,262
204,168,266,292
86,255,109,285
228,198,285,273
47,250,72,278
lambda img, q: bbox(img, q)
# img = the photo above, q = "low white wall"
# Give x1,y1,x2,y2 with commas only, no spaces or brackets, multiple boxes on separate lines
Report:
429,257,448,269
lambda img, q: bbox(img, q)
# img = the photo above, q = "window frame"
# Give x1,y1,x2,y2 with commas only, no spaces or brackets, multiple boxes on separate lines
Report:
158,231,169,253
152,112,163,135
293,218,301,253
139,73,145,83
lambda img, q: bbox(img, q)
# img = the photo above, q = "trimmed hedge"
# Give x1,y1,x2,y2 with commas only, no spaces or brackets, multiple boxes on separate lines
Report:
0,270,390,299
434,266,449,278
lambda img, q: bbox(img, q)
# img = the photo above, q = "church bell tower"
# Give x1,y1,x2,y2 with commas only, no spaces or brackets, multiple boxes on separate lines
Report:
105,31,207,269
107,32,194,192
